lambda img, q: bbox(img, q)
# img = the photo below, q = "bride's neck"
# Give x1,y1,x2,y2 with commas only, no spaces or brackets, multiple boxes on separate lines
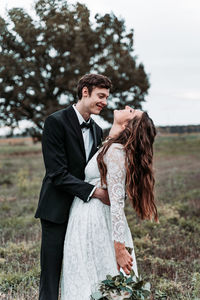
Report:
108,123,124,139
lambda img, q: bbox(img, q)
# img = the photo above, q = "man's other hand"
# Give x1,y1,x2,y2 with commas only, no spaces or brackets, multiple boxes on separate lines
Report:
92,188,110,206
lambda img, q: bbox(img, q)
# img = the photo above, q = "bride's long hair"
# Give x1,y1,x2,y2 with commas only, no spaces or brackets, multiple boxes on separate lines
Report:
97,112,158,222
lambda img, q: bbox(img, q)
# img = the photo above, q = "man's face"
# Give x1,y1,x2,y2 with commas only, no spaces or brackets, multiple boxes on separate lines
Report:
83,87,109,115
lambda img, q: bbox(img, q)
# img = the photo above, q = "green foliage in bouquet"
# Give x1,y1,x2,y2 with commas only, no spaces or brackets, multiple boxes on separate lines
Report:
91,270,151,300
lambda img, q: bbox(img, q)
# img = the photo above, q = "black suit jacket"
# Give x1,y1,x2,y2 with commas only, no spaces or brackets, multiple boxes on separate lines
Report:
35,105,103,224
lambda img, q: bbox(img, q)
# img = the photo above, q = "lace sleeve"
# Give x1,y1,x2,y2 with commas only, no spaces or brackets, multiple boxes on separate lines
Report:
104,143,126,244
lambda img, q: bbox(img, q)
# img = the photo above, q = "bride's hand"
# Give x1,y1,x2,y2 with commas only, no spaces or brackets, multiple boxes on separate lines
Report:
117,262,120,272
114,241,133,275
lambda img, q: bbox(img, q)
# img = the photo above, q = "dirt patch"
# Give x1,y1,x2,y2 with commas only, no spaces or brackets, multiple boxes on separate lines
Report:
0,137,33,145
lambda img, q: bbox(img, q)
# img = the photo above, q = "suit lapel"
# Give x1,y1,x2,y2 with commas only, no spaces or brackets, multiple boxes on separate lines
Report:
64,106,86,161
88,119,99,161
91,119,97,149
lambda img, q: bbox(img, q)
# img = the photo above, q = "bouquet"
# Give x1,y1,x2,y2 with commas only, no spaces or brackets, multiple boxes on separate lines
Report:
91,269,151,300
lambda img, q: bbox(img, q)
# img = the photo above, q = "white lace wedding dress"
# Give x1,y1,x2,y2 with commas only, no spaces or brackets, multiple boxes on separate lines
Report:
61,143,138,300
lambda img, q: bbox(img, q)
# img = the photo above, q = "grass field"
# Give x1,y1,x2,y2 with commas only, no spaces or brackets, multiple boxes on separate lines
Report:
0,134,200,299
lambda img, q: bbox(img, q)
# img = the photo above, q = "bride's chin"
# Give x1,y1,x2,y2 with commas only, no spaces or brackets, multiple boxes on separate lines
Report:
113,109,119,116
113,110,118,122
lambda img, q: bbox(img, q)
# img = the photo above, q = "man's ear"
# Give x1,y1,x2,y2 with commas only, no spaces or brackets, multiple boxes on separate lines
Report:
82,86,89,97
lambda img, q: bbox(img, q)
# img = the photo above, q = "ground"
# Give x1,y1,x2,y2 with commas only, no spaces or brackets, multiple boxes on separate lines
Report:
0,134,200,299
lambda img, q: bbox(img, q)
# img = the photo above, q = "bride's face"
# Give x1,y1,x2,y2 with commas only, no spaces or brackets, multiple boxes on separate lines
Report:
114,106,143,125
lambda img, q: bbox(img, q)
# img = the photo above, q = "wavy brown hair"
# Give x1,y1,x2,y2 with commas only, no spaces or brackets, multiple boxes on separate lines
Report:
97,112,158,222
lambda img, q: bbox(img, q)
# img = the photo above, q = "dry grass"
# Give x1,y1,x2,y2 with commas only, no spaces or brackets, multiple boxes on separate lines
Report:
0,137,33,145
0,134,200,299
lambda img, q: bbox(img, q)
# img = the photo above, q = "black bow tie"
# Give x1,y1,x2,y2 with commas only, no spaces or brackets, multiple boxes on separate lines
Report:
80,121,92,130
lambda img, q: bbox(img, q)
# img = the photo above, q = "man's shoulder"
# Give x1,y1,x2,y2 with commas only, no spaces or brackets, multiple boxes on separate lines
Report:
46,106,72,122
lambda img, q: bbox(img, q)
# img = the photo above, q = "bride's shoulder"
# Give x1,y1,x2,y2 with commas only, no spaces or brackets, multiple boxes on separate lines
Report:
108,143,124,151
104,143,125,161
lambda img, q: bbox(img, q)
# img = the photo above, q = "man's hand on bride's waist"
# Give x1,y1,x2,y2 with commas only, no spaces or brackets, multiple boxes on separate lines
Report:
91,188,110,206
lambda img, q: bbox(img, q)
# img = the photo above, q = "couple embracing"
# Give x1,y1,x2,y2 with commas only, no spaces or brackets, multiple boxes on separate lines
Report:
35,74,158,300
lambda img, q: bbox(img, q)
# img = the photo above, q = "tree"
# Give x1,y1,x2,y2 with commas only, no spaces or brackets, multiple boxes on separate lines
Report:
0,0,150,140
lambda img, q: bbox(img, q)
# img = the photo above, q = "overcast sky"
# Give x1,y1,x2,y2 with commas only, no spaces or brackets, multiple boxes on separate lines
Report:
0,0,200,131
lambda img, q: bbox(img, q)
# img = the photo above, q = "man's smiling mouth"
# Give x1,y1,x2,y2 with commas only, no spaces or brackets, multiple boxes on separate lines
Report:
96,104,104,109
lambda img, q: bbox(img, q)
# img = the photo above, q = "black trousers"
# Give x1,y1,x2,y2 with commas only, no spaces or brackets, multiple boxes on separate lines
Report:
39,219,68,300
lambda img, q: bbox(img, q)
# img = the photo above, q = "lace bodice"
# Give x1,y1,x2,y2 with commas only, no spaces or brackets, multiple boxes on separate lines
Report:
85,143,126,244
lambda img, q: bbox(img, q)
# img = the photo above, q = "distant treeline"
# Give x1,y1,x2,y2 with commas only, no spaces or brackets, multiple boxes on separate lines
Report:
157,124,200,134
1,125,200,141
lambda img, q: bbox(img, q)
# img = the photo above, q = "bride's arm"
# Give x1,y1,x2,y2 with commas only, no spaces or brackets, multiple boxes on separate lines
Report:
104,144,133,274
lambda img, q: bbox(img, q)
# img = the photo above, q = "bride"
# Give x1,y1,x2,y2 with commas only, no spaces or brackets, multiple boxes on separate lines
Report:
61,107,158,299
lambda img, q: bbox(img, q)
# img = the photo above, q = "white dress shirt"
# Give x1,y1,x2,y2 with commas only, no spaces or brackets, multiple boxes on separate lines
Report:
72,104,96,201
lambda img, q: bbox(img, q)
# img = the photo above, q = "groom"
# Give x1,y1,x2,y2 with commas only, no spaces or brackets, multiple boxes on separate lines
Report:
35,74,112,300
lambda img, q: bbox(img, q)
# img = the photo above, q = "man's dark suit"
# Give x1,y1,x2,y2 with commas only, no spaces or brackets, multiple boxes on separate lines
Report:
35,105,102,300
